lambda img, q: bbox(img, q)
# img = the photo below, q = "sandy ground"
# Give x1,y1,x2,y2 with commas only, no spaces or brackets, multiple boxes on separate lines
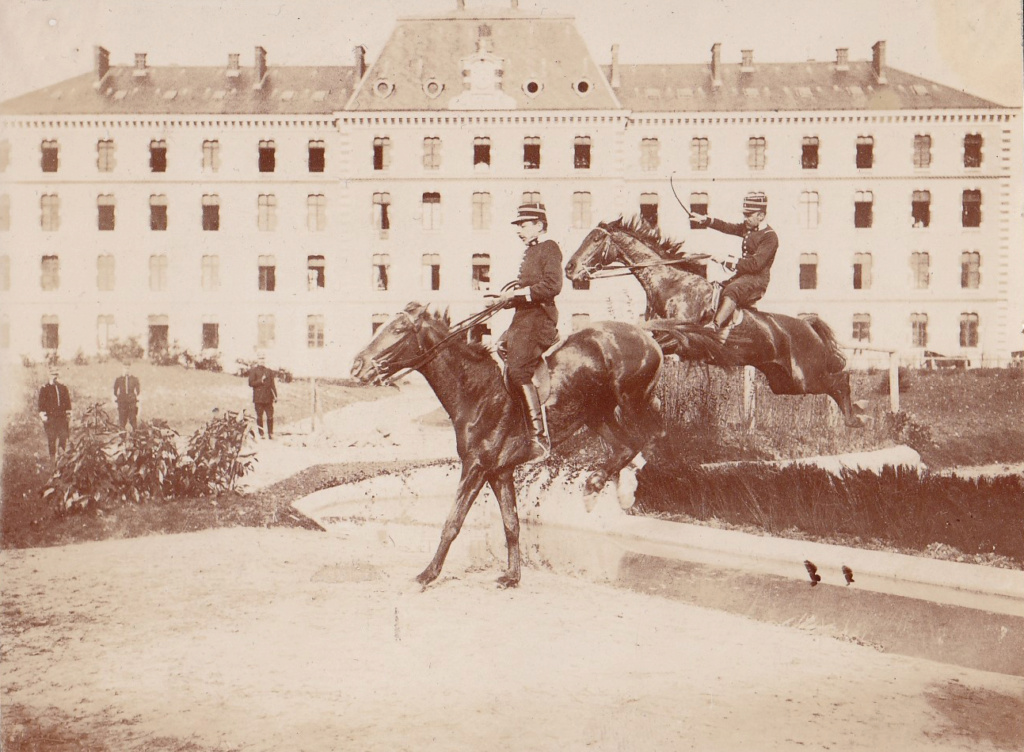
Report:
3,379,1024,750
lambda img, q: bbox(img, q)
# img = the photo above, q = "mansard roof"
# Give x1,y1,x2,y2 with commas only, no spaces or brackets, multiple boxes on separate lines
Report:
0,63,358,116
345,11,620,111
605,60,1005,113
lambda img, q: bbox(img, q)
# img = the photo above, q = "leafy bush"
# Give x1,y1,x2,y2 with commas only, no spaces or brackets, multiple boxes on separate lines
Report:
149,341,183,367
235,358,294,383
73,349,91,366
107,337,145,363
178,411,256,495
182,349,224,372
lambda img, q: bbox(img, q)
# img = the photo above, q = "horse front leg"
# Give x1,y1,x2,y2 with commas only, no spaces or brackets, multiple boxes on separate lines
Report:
488,470,521,589
417,462,488,586
584,420,643,497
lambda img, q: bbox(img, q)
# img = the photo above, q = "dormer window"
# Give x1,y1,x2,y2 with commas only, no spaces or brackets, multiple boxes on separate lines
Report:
373,79,395,99
423,79,444,99
523,80,543,97
572,79,592,96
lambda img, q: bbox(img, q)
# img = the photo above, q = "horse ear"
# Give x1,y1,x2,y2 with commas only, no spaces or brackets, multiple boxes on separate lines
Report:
403,301,426,317
442,307,451,326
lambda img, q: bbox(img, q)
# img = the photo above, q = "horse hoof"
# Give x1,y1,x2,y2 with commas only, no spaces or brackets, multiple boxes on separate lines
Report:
415,570,438,587
496,574,520,589
584,472,607,495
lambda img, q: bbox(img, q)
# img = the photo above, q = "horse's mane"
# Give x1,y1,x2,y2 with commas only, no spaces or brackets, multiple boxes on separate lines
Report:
600,216,707,275
801,314,847,372
421,307,496,363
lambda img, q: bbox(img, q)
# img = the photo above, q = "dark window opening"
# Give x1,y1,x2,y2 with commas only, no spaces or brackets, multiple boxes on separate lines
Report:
854,193,873,228
150,141,167,172
308,141,325,172
42,322,60,350
258,140,276,172
148,325,169,353
855,136,873,169
151,203,168,231
258,264,276,292
964,134,983,168
689,193,708,230
574,137,591,169
202,323,219,350
474,138,491,166
523,137,541,170
801,137,819,169
962,190,981,227
97,200,115,231
41,141,59,172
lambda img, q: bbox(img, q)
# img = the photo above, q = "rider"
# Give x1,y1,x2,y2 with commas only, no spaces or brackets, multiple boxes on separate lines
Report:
690,191,778,331
495,202,563,461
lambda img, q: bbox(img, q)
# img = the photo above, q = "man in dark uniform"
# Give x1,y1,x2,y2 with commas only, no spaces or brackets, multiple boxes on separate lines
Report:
112,360,141,430
690,191,778,330
495,202,562,461
247,353,278,439
38,364,71,461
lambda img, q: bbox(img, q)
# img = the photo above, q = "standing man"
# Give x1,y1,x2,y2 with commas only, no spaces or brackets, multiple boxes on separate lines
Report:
690,191,779,330
495,202,563,461
248,353,277,440
38,364,71,461
112,360,141,430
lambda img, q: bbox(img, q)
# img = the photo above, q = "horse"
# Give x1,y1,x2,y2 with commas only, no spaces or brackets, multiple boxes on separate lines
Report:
350,302,664,588
565,217,862,427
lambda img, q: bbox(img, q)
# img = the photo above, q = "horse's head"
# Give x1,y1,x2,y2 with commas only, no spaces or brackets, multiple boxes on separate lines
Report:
565,224,619,283
350,302,441,385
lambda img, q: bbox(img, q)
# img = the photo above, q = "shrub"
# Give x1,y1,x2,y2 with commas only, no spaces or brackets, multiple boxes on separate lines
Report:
107,337,145,363
182,350,224,373
884,410,932,450
149,341,183,367
178,411,257,495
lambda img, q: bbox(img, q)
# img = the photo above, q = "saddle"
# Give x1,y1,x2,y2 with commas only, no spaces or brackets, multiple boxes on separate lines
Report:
498,340,561,404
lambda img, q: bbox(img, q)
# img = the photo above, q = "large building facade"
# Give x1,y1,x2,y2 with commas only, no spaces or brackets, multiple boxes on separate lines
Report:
2,4,1021,374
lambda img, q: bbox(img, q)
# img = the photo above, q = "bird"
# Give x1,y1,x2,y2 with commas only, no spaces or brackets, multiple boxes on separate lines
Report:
803,559,821,586
842,565,855,585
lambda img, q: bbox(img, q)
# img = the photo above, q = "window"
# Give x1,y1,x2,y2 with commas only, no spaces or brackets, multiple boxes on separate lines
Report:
97,255,115,291
41,315,59,350
422,192,441,230
201,255,220,290
202,322,220,350
148,315,169,353
258,140,276,172
801,136,819,169
373,137,391,171
422,254,441,291
473,137,491,167
798,253,818,290
689,192,708,230
913,134,932,168
0,194,8,231
640,193,659,227
371,313,389,334
41,255,60,290
97,139,116,172
640,138,660,171
798,191,820,229
856,136,874,168
960,251,981,289
150,194,168,231
522,191,542,205
373,192,390,237
41,194,60,231
307,315,325,349
372,253,390,290
911,190,930,228
690,137,709,170
97,195,115,231
202,140,220,172
911,313,928,348
572,313,592,332
0,139,9,172
257,194,277,231
307,255,325,290
852,253,872,290
523,136,541,169
41,140,59,172
964,133,982,168
571,192,592,229
574,136,592,169
257,315,276,348
258,255,276,291
910,252,930,289
308,140,325,172
472,192,491,230
469,323,490,343
962,190,981,227
149,255,168,291
202,194,220,231
852,313,871,343
854,191,873,228
747,137,766,170
959,313,979,347
0,255,8,290
150,139,167,172
423,137,442,170
471,253,491,291
97,315,115,352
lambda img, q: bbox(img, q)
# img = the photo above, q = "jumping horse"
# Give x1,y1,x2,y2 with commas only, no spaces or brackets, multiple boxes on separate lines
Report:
565,217,862,427
350,302,664,588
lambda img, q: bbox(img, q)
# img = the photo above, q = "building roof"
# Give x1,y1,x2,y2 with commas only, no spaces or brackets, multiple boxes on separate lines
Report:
606,60,1005,113
0,62,358,116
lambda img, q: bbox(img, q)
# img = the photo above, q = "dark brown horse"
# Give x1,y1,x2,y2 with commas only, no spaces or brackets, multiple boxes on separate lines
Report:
350,302,664,588
565,217,862,427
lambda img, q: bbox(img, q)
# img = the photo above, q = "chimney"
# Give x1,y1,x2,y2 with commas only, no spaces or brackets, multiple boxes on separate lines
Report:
95,46,110,81
254,46,268,89
740,49,754,72
872,40,887,84
227,53,241,78
710,42,722,88
353,45,367,79
610,44,621,89
835,47,849,71
132,52,148,78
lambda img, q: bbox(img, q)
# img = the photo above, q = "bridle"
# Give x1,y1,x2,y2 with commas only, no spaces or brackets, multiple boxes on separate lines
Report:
576,225,710,280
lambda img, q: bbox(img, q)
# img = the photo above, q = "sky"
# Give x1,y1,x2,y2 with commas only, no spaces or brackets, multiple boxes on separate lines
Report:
0,0,1022,107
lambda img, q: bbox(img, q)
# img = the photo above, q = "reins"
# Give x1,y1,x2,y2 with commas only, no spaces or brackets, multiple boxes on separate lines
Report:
581,226,710,279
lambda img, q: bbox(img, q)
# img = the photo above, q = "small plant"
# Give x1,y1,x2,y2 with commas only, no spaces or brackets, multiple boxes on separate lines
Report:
149,341,183,367
182,350,224,372
107,336,145,363
73,349,91,366
884,410,932,449
178,411,257,495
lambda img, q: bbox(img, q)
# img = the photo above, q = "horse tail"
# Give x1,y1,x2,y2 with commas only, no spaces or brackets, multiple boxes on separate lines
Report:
803,315,846,373
644,320,732,364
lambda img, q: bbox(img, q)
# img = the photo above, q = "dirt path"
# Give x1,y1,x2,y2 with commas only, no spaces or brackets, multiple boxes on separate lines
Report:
3,525,1023,751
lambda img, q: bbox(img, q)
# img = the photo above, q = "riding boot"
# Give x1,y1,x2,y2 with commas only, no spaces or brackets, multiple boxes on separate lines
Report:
517,382,549,462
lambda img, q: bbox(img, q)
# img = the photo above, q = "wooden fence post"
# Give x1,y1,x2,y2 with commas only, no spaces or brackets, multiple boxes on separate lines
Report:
310,378,319,433
888,352,900,413
742,366,757,430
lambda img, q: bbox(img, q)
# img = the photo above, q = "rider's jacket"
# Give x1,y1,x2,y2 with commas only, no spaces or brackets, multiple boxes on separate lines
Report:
510,238,563,325
707,219,778,303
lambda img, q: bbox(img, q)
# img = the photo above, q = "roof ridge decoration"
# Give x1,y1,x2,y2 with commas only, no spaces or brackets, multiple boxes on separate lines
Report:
449,33,516,110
